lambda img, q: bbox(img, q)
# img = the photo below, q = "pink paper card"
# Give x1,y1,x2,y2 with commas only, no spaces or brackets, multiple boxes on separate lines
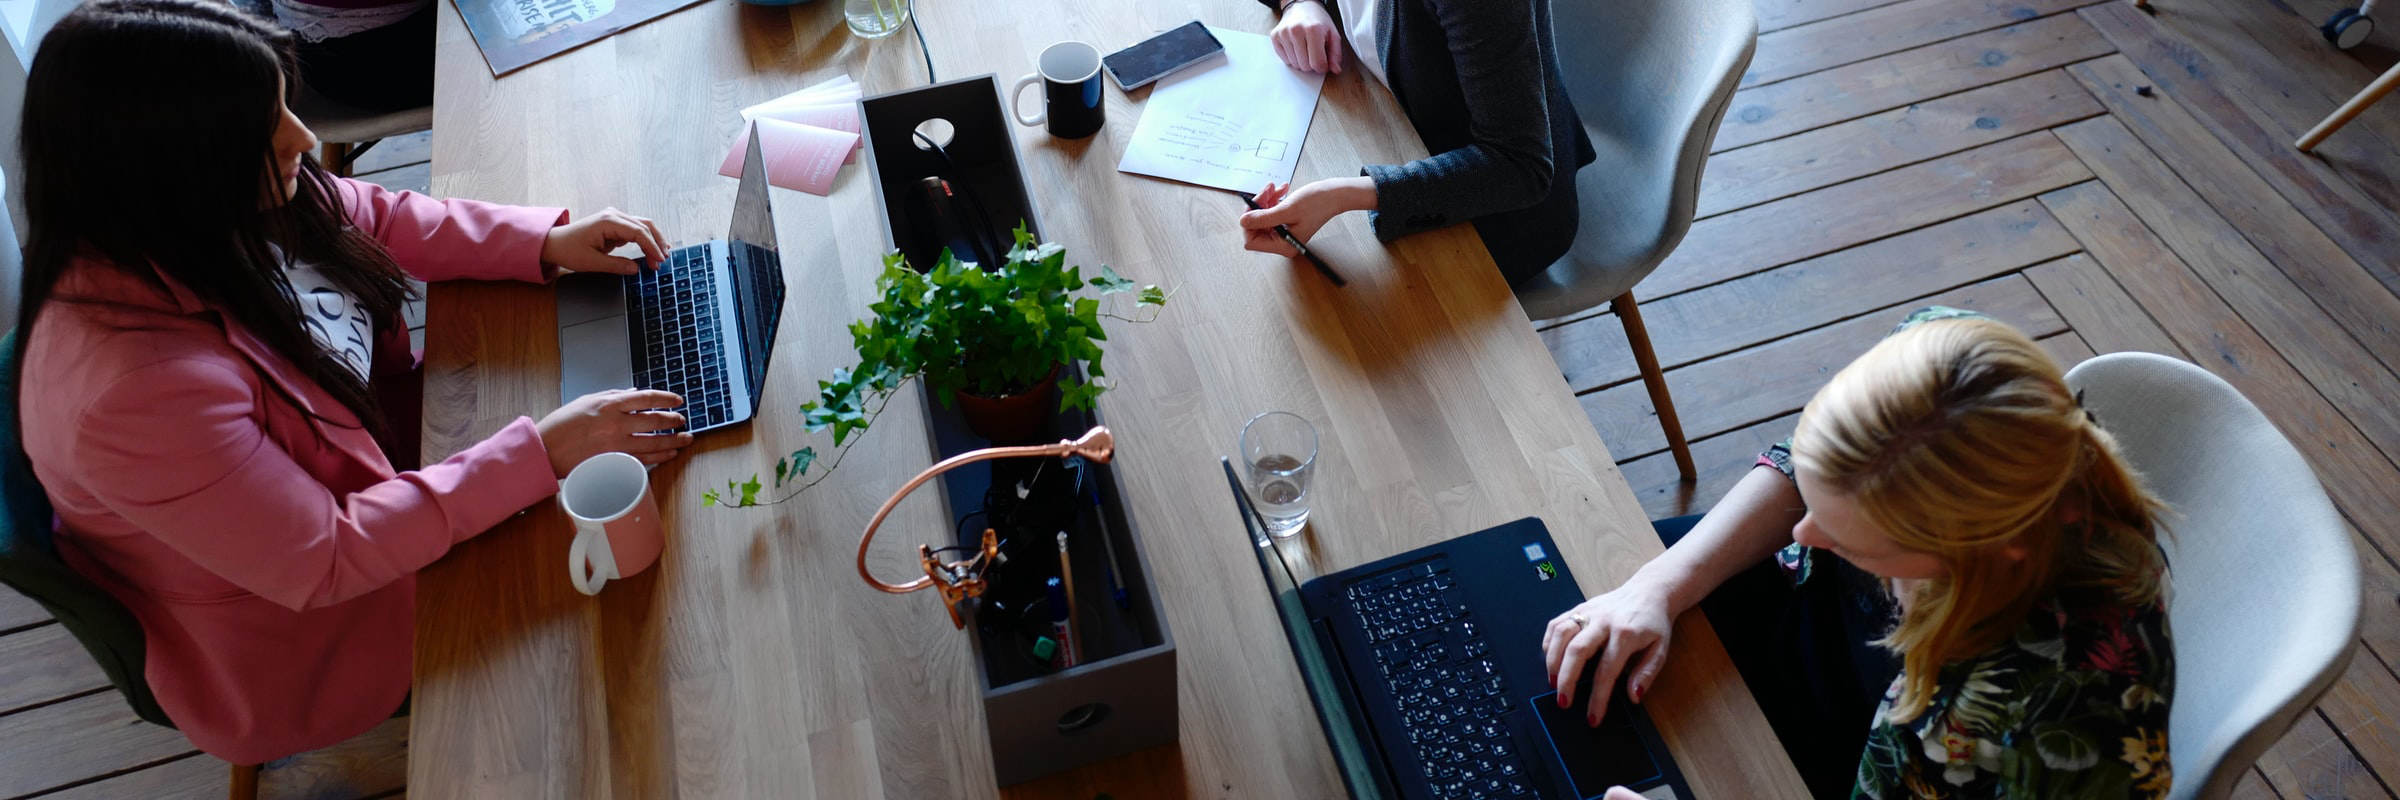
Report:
743,103,862,163
718,118,859,196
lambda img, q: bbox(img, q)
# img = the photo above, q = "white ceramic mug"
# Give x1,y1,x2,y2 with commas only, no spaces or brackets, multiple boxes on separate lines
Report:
559,452,664,596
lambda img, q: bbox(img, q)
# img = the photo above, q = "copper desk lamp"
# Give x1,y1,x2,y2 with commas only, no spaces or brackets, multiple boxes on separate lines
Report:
855,426,1115,628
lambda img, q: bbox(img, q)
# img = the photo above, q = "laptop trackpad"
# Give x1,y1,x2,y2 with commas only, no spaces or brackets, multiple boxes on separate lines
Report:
559,316,634,405
1527,691,1666,799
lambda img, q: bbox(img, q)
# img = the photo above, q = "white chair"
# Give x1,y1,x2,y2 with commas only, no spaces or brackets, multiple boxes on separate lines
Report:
2064,352,2363,800
289,83,430,178
1515,0,1758,480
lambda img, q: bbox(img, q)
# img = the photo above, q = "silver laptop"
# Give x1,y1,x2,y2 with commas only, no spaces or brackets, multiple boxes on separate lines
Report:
555,123,788,433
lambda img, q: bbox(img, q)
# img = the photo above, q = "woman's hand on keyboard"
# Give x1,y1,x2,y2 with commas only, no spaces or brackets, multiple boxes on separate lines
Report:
537,388,694,476
544,207,669,276
1540,578,1676,727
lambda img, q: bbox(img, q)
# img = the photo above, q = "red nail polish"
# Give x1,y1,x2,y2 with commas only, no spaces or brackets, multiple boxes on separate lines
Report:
1631,684,1645,704
1557,693,1569,708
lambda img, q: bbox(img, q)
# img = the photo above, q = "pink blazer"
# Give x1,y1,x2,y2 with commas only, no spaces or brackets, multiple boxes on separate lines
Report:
20,179,569,764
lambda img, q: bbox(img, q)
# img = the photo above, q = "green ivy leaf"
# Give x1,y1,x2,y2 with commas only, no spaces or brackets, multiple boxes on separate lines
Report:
739,475,761,506
702,489,720,507
1094,265,1136,294
789,448,816,477
774,457,788,486
1138,285,1167,306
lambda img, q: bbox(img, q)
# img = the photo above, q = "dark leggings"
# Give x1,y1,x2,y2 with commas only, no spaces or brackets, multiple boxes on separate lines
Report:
294,3,436,112
1652,514,1900,800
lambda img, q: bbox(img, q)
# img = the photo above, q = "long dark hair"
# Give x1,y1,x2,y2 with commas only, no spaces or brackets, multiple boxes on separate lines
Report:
14,0,413,432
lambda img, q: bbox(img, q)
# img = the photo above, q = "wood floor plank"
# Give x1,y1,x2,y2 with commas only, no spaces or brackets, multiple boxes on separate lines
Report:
349,131,432,176
2054,118,2400,485
2024,249,2185,358
258,716,409,800
2079,2,2400,297
2315,647,2400,797
0,589,48,632
1650,132,2091,301
32,752,227,800
1620,331,2085,519
2104,0,2400,213
356,161,432,197
1546,201,2079,391
2231,766,2284,800
2037,330,2096,368
1582,274,2065,459
1715,12,2116,151
2038,181,2400,661
2255,710,2394,800
2070,56,2400,373
1745,0,2106,87
0,692,196,797
0,623,110,716
1620,412,1800,521
1699,69,2105,217
1755,0,1910,34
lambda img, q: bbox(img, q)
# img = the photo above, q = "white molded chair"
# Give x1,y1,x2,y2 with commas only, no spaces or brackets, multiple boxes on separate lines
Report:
2065,352,2363,800
1517,0,1758,480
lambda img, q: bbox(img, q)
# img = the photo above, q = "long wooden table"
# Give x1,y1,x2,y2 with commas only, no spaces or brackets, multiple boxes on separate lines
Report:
416,0,1808,796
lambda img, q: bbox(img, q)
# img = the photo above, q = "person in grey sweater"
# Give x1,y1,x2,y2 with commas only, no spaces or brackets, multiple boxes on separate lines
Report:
1239,0,1595,285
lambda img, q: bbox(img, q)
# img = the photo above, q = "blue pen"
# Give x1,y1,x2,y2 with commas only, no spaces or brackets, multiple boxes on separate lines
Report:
1046,577,1078,668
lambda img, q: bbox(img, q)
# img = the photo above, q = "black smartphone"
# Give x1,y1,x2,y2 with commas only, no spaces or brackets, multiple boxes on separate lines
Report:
1102,21,1225,91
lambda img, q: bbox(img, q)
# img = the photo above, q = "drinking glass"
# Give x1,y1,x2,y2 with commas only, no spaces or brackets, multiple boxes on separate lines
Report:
1240,411,1318,541
844,0,910,39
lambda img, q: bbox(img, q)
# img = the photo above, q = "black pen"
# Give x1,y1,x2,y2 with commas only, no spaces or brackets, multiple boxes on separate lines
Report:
1238,191,1347,287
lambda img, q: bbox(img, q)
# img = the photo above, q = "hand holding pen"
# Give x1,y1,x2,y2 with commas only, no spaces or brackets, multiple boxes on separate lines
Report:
1238,181,1354,287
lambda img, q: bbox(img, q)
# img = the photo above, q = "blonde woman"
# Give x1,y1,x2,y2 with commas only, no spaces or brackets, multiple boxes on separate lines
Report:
1541,308,2174,799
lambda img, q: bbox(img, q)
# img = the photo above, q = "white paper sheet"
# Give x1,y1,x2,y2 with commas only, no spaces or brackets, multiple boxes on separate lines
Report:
1117,27,1325,193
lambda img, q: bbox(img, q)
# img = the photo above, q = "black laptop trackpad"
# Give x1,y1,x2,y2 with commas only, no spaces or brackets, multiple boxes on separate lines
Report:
1527,690,1661,798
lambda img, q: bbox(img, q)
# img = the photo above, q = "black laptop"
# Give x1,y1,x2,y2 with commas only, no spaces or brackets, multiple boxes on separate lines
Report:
1222,458,1691,800
554,123,789,433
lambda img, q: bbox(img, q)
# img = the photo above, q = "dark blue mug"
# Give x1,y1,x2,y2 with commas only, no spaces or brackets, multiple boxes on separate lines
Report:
1011,41,1105,139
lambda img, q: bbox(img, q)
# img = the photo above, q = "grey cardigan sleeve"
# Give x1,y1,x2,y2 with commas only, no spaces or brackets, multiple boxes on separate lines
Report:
1363,0,1558,241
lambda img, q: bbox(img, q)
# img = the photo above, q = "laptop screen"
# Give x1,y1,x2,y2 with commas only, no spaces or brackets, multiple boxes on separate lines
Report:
726,125,787,402
1222,459,1389,799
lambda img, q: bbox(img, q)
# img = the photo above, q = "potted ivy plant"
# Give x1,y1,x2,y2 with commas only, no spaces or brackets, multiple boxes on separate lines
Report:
705,225,1166,508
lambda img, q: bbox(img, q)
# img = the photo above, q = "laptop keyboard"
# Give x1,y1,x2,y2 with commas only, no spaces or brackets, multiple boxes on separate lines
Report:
626,248,735,430
1352,559,1533,799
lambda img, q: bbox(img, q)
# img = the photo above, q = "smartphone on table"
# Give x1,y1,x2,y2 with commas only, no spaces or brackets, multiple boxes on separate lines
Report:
1102,21,1225,91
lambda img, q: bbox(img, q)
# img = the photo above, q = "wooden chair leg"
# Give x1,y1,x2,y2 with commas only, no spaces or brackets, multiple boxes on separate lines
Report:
320,141,353,178
229,762,259,800
2298,61,2400,152
1613,292,1695,482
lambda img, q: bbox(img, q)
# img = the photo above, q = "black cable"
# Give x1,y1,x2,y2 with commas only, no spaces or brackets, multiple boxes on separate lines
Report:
910,8,934,84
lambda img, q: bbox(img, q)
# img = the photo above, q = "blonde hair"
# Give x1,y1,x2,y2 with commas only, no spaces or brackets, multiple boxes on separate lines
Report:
1792,318,2165,722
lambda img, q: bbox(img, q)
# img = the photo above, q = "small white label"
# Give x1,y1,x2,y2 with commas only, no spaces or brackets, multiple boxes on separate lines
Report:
1522,543,1546,562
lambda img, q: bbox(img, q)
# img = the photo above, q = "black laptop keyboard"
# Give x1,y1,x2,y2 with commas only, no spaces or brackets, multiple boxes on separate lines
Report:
1352,559,1533,799
626,247,734,430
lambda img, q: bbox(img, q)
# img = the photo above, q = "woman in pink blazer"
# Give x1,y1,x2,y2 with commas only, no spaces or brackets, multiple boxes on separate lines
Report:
13,0,692,764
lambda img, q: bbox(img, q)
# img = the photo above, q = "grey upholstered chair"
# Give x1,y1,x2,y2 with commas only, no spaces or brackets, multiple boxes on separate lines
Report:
2065,352,2363,800
290,83,432,178
1519,0,1757,480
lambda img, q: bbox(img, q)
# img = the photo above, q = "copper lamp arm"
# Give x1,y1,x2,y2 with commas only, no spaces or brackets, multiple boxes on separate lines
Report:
855,426,1116,593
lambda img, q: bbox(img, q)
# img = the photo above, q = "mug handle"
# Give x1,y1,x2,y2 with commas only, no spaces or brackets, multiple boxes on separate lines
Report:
1011,72,1046,127
568,527,608,596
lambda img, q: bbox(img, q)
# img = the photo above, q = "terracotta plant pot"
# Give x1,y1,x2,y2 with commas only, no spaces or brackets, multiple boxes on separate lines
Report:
953,364,1060,444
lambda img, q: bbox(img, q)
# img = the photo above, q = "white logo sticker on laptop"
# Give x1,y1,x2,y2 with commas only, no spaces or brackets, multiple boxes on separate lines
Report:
1523,543,1546,562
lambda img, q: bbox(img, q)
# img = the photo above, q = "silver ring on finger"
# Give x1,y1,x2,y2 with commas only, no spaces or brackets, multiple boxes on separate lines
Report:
1568,612,1588,628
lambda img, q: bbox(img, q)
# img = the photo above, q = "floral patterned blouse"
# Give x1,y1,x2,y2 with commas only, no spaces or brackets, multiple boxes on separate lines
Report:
1756,306,2176,799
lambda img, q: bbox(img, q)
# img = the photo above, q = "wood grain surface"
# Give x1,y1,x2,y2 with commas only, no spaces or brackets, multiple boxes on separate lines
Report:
414,0,1807,797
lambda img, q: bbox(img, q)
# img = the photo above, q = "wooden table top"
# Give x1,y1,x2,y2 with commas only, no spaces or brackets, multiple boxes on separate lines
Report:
415,0,1807,796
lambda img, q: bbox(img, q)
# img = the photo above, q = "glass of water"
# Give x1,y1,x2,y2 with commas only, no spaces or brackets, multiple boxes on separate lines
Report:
1241,411,1318,542
843,0,910,39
